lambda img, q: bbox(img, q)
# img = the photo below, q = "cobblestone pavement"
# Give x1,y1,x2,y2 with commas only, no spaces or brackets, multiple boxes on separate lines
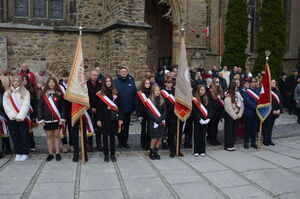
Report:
1,135,300,199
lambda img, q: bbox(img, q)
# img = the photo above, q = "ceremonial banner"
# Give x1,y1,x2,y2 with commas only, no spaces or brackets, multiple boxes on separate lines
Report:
256,64,272,122
64,36,90,126
174,38,192,121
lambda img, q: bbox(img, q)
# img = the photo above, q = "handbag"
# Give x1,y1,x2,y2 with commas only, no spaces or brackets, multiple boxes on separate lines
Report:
110,110,119,121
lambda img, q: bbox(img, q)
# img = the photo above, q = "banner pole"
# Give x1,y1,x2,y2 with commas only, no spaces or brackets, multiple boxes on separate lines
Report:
176,118,180,156
80,117,85,161
257,121,263,150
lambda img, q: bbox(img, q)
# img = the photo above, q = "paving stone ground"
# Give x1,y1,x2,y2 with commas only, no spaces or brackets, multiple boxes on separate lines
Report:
0,112,299,199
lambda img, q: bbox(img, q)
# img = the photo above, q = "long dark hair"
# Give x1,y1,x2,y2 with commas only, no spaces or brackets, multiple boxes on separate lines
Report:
43,77,61,96
228,81,237,103
194,84,208,106
22,75,34,94
139,78,151,92
0,80,5,94
100,76,118,96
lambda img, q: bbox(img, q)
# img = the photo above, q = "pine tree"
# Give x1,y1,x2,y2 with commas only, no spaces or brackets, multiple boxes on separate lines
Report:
253,0,286,78
221,0,248,69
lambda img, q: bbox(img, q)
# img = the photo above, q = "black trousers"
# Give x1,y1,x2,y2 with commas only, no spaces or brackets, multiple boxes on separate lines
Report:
288,94,296,114
244,116,259,144
193,122,206,154
8,120,29,155
184,117,193,146
118,112,131,145
262,116,276,143
297,108,300,121
70,121,87,158
62,118,73,146
167,120,183,153
140,117,150,149
87,113,102,147
207,110,222,143
28,132,35,149
103,134,115,156
224,113,238,149
2,137,11,153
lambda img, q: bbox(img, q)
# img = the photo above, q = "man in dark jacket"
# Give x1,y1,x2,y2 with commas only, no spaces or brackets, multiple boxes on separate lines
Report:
87,70,102,152
278,72,288,108
114,66,137,148
286,69,299,114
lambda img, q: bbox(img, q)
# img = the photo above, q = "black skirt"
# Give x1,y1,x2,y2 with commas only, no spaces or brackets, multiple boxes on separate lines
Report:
43,122,59,131
149,123,167,138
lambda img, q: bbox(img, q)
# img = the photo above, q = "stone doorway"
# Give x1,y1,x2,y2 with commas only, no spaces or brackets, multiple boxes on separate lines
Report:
145,0,173,72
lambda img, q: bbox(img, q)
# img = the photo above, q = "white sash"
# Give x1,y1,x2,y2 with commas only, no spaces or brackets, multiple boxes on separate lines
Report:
145,98,166,126
271,91,280,104
246,89,259,102
96,92,119,112
192,97,208,118
161,90,175,104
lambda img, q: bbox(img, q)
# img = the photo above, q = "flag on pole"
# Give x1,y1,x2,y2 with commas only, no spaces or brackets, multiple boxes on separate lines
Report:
174,38,192,121
64,35,90,126
256,63,272,122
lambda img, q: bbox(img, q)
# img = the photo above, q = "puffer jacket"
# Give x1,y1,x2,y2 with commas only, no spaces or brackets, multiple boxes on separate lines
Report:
37,91,65,123
3,87,30,121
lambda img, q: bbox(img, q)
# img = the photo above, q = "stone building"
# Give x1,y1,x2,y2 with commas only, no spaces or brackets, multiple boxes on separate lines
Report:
0,0,298,79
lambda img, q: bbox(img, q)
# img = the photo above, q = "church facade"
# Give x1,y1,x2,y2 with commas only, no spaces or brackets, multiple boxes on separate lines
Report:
0,0,298,78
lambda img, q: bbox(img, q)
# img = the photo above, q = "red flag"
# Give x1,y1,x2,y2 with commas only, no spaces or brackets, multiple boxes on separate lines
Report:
256,63,272,122
174,38,192,121
64,36,90,126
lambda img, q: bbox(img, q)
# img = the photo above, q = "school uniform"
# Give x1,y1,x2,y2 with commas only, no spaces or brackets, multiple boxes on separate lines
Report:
136,89,151,149
192,96,212,154
96,90,123,157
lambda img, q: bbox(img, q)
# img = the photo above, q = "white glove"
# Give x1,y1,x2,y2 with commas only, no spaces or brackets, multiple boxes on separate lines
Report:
153,123,159,128
204,119,210,124
137,117,143,122
199,119,206,125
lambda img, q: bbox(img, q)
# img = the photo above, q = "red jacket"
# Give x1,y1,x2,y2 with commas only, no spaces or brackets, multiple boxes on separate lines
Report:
18,70,38,91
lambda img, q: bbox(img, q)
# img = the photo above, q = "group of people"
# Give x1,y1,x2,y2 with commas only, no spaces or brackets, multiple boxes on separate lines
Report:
0,62,298,162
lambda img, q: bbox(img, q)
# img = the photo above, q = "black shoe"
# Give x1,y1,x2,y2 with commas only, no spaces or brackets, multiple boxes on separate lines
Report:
263,141,269,146
297,120,300,124
162,143,168,150
184,143,192,149
244,143,249,149
110,155,117,162
0,152,3,159
209,141,217,146
215,140,221,145
84,153,88,162
117,143,122,148
154,148,160,160
170,152,175,158
149,149,155,160
123,143,130,149
269,141,275,146
46,154,54,161
55,154,62,161
251,143,258,149
72,154,79,162
104,155,109,162
178,152,184,157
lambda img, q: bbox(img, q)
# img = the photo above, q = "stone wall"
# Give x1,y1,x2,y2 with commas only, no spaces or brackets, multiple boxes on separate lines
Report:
0,34,7,71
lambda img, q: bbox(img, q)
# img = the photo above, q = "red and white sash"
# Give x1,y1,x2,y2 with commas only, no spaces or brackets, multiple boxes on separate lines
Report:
43,94,66,136
217,95,224,107
246,89,259,102
137,91,147,107
9,93,31,126
58,84,66,94
0,115,8,137
192,97,208,118
144,98,166,126
83,112,95,137
161,90,175,104
96,92,119,112
271,91,280,104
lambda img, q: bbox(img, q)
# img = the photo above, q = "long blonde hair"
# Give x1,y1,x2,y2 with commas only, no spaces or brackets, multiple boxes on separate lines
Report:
5,75,27,99
150,85,165,106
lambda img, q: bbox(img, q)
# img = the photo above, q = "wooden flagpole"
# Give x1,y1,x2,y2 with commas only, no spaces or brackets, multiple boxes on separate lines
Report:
257,121,263,150
176,118,180,156
80,117,85,161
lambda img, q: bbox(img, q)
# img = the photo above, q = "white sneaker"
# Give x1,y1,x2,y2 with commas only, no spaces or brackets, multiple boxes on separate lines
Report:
232,147,236,151
19,155,28,161
200,153,206,157
194,153,199,157
15,154,22,161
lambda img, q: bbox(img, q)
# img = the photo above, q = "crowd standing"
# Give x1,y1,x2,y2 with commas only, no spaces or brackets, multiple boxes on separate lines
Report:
0,63,299,162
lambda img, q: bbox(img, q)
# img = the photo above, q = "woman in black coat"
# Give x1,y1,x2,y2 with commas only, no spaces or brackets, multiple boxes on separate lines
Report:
192,84,212,157
207,78,224,146
262,79,282,146
146,85,167,160
136,79,151,150
96,77,123,162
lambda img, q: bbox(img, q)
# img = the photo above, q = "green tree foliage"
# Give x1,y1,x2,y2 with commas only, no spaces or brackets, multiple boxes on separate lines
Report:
253,0,286,78
221,0,248,69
